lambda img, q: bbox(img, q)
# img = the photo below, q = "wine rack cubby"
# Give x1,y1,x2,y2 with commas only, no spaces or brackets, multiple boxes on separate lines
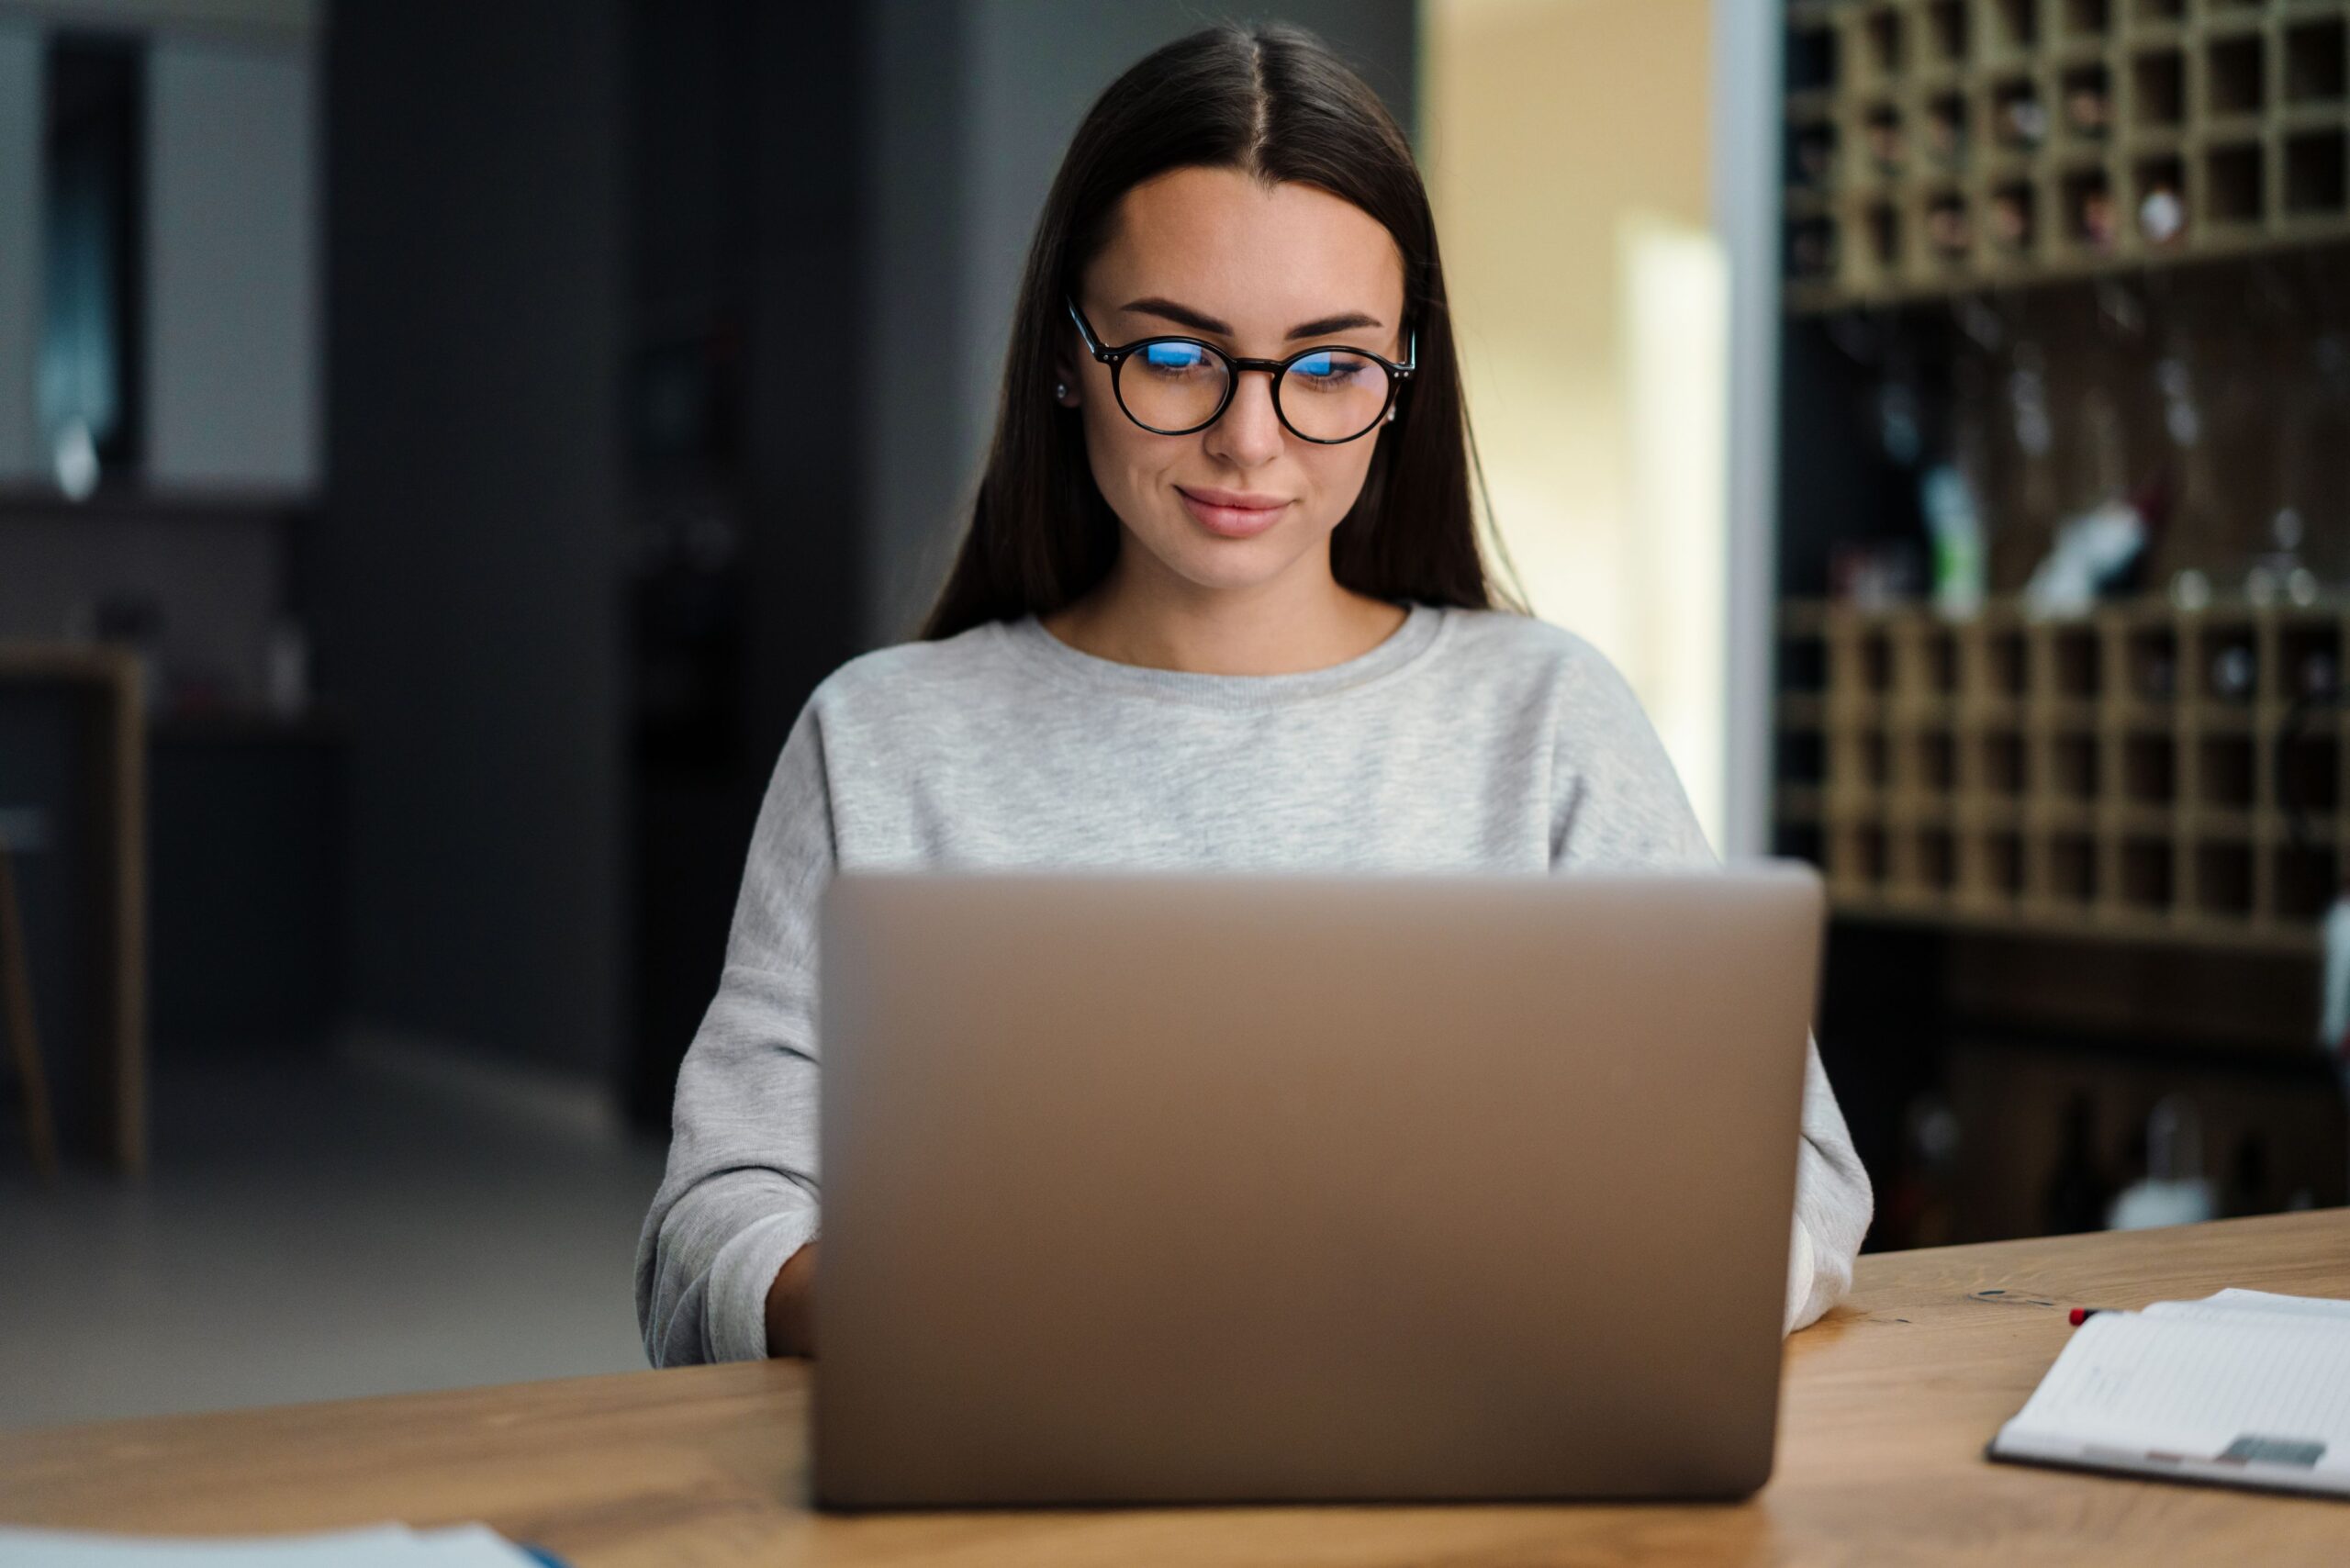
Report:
1785,0,2350,308
1775,596,2346,950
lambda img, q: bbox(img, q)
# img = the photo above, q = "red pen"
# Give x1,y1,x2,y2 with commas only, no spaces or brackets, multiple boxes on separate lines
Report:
2067,1307,2111,1327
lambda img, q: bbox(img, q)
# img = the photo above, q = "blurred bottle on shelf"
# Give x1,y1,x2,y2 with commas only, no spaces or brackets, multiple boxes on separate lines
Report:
2139,180,2185,246
1925,101,1964,166
1996,85,2045,150
2297,648,2339,701
1866,110,1902,175
2042,1092,2111,1237
1791,219,1836,282
2063,77,2109,141
1881,1093,1962,1249
2076,185,2118,253
2244,508,2321,609
1928,197,1971,260
1921,465,1985,616
1795,125,1836,187
1988,189,2032,253
2021,496,2146,616
2209,643,2255,703
2106,1095,2216,1231
265,621,311,721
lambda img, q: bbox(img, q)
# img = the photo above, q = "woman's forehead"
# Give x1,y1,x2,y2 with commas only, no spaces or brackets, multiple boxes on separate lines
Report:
1089,167,1404,329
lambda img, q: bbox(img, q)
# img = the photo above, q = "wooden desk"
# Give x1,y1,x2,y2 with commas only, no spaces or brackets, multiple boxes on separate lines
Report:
5,1211,2346,1565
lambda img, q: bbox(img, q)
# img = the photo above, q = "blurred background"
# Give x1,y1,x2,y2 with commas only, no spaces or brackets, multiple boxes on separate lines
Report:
1,0,2344,1428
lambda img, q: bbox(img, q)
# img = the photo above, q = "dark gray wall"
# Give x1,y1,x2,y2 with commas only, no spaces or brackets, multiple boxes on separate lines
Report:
862,1,1420,644
740,0,868,752
621,0,874,1126
0,19,39,480
314,2,1416,1083
322,1,627,1075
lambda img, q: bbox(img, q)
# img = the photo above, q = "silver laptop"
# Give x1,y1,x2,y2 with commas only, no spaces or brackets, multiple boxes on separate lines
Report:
813,866,1824,1508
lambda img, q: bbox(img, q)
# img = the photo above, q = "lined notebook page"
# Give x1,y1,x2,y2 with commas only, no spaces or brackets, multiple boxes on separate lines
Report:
1995,1304,2350,1491
2154,1289,2350,1324
0,1524,543,1568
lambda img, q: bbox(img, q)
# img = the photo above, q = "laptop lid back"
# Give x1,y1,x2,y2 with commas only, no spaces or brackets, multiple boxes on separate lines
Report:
815,867,1823,1506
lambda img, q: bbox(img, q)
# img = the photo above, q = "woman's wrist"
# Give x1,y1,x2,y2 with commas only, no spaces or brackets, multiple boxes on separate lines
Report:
764,1239,820,1358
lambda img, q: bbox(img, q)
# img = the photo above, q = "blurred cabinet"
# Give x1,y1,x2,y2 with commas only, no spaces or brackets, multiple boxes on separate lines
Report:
0,12,319,498
1770,4,2350,1249
1785,0,2350,310
1949,1033,2346,1243
1777,597,2348,952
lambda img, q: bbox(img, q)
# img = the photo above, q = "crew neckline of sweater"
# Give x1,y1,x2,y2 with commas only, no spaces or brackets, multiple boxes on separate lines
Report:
1000,601,1450,710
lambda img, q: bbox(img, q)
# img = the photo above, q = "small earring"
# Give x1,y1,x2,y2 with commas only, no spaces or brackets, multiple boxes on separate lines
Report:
1055,381,1070,401
1383,406,1398,423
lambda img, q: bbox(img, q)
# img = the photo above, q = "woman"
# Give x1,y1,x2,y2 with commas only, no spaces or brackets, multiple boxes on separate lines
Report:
636,22,1870,1366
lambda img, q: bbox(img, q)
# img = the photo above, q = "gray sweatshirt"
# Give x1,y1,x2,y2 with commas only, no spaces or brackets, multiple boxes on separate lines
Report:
635,603,1873,1367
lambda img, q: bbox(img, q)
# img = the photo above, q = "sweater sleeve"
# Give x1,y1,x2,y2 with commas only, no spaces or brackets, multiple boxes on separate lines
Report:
633,700,837,1366
1550,644,1873,1334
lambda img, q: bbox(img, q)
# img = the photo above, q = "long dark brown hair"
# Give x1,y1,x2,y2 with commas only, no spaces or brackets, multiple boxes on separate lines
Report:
917,21,1524,642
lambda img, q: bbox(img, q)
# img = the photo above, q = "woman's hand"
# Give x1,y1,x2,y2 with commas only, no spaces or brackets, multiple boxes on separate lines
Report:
764,1240,819,1358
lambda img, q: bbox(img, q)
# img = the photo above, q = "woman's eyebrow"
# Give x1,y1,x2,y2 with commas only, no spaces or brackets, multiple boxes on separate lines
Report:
1122,297,1384,341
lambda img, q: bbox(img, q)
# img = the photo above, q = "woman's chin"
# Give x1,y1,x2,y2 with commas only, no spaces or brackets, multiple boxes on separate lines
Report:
1116,510,1323,598
1162,542,1304,596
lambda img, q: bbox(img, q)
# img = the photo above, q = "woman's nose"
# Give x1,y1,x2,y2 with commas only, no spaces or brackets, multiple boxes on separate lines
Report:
1203,369,1285,468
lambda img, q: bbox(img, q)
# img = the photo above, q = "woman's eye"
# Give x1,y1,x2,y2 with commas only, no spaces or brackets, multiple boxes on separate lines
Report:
1139,342,1212,375
1289,352,1373,388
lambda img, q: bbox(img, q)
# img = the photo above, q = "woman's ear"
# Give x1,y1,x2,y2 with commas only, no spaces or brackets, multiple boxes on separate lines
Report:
1052,353,1082,407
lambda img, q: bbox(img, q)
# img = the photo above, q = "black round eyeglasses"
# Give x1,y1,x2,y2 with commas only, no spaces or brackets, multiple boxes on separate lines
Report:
1064,297,1415,445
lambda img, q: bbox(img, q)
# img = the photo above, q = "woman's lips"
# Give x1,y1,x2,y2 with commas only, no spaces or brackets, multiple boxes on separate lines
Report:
1177,486,1289,539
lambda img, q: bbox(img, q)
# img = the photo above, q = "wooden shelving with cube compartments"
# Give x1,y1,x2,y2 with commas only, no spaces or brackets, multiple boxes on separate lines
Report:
1773,598,2348,952
1785,0,2350,310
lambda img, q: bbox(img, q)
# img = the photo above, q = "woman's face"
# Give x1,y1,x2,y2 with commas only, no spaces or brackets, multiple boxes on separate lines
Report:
1062,167,1408,599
